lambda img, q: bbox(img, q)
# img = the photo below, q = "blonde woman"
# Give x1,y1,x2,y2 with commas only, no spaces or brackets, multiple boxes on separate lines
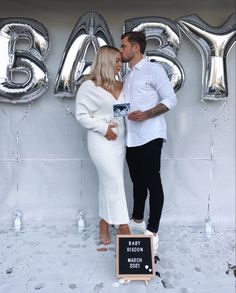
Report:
75,46,130,245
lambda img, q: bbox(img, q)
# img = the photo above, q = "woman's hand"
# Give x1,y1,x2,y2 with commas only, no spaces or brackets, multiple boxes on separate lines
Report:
104,124,118,141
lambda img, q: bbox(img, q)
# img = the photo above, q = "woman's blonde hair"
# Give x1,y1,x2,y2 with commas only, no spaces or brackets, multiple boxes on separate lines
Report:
87,45,119,91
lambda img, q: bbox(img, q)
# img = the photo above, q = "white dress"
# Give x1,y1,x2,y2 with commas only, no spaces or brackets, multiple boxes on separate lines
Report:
75,80,129,225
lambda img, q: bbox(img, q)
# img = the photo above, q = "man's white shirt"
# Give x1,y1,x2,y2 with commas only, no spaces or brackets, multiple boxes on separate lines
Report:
123,58,177,147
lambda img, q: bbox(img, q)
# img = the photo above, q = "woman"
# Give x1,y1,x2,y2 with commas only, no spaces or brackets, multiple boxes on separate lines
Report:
75,46,130,245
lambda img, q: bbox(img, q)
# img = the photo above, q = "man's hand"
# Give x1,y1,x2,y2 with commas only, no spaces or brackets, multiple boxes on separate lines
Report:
128,110,148,122
128,103,169,122
104,124,118,140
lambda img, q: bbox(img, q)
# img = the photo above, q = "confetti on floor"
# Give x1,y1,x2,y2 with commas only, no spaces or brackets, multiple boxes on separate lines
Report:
0,220,234,293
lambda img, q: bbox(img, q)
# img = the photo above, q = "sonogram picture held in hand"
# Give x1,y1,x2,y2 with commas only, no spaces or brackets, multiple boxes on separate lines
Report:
113,103,130,117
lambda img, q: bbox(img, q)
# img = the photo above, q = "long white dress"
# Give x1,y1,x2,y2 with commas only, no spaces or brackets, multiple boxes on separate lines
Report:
75,80,129,225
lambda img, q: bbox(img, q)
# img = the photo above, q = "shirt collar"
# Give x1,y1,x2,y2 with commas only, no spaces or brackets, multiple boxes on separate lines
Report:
134,58,146,70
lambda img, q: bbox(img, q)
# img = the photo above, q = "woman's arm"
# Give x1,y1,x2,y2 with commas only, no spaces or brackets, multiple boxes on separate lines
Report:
75,81,108,135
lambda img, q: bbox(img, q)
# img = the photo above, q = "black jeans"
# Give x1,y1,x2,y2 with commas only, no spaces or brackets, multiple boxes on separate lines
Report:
126,138,164,233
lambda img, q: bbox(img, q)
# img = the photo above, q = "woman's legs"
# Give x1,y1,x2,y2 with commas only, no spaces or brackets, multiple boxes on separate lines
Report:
100,219,130,244
117,224,131,235
99,218,111,245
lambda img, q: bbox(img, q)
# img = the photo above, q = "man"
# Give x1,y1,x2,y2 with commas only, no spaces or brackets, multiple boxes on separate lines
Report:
120,31,177,256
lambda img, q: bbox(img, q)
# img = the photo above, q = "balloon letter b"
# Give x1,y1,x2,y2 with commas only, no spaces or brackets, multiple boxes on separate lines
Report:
124,16,185,92
0,18,50,104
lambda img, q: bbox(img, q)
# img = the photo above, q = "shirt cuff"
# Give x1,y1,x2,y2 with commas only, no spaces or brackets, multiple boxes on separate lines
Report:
95,120,108,136
161,96,177,110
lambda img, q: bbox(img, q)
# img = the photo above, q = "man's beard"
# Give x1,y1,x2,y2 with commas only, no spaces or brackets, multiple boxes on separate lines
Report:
121,56,131,63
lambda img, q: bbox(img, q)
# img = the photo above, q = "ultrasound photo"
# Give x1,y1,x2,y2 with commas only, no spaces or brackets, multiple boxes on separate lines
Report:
113,103,130,117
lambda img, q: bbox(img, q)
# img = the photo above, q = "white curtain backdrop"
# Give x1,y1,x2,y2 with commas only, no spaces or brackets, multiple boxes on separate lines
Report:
0,0,235,226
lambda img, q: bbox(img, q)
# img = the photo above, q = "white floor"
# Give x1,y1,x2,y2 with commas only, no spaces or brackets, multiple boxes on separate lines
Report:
0,219,235,293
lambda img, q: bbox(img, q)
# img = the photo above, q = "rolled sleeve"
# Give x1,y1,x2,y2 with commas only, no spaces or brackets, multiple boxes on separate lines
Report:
159,80,177,110
152,64,177,110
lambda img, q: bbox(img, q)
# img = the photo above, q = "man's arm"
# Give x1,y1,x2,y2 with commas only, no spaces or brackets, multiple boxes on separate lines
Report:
128,64,177,122
128,103,169,122
145,103,169,118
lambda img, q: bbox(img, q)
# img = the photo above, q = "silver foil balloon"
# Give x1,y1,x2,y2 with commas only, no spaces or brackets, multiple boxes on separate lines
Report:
124,17,185,92
146,51,185,92
0,18,50,104
177,13,236,101
54,12,114,98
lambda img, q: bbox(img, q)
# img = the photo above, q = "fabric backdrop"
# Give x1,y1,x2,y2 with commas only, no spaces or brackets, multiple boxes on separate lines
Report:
0,0,235,227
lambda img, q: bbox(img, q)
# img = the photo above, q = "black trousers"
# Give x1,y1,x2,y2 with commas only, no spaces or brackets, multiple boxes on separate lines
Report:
126,138,164,233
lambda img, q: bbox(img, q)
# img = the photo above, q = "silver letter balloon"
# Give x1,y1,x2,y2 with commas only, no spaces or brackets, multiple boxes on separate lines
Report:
54,11,114,98
177,13,236,101
124,16,185,92
0,18,50,104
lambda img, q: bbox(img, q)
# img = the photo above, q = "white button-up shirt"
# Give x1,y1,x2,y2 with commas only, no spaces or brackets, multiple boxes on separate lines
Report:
123,58,177,147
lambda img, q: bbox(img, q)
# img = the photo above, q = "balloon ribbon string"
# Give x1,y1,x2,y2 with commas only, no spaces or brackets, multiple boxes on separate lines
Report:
58,99,76,119
15,104,31,211
15,104,31,163
207,118,217,216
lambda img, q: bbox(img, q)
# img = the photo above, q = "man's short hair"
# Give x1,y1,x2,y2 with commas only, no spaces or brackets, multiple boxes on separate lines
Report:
121,31,146,54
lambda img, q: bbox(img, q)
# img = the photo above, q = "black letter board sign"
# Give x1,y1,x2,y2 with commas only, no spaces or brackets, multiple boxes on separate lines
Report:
116,235,155,281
